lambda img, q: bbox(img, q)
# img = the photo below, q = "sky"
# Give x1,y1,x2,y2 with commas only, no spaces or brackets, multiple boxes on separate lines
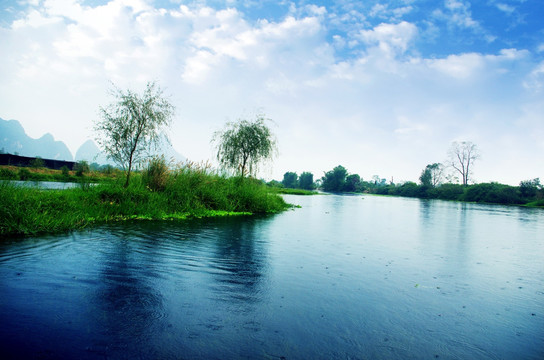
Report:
0,0,543,185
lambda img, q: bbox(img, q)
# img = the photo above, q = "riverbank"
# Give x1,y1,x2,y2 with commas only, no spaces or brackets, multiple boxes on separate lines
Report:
0,169,290,236
370,182,544,208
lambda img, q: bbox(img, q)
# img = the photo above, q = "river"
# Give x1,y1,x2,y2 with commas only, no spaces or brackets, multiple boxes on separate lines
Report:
0,194,542,359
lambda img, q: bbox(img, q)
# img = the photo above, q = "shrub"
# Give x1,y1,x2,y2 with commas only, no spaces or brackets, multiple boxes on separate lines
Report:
0,168,17,180
61,165,70,177
142,156,169,191
74,161,90,176
29,157,45,168
435,183,465,201
18,168,32,181
464,183,522,205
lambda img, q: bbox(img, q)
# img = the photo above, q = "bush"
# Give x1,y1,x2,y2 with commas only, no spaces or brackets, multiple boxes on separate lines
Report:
73,161,90,176
61,166,70,177
435,183,465,201
464,183,522,205
18,168,32,181
0,168,17,180
29,157,45,168
142,156,169,191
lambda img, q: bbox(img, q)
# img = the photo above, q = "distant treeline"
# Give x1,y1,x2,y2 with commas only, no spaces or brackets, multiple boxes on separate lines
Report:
0,153,75,170
271,165,543,207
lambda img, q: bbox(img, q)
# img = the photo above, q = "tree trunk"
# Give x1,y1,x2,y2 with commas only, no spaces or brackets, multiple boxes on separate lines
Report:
124,159,132,188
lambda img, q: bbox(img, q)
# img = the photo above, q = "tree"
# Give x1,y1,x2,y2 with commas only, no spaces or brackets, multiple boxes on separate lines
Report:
282,172,298,189
447,141,479,186
212,115,277,177
519,178,541,199
29,157,45,169
73,160,90,176
322,165,347,192
94,81,174,187
299,172,314,190
419,163,444,187
344,173,361,192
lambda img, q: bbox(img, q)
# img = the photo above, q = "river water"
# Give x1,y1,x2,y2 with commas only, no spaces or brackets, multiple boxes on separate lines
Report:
0,194,543,359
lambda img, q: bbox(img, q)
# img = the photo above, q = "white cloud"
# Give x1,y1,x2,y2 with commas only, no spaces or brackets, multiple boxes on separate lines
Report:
0,0,542,185
523,61,544,92
495,3,515,14
358,21,418,58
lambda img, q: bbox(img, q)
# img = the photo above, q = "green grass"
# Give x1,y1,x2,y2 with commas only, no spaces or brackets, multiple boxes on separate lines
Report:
0,167,290,236
270,187,319,195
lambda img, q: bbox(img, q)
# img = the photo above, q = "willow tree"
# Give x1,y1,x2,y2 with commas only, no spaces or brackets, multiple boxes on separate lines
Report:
212,115,277,177
447,141,479,186
94,81,174,187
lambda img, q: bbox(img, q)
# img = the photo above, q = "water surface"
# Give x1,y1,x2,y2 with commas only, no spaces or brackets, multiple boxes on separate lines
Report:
1,195,543,359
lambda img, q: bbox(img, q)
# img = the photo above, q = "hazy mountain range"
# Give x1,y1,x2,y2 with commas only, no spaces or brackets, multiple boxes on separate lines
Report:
0,118,185,165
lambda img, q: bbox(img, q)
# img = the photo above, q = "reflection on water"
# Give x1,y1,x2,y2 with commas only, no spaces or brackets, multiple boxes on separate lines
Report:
0,196,543,359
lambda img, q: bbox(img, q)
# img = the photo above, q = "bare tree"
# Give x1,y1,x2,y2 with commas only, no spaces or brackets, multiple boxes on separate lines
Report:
447,141,479,186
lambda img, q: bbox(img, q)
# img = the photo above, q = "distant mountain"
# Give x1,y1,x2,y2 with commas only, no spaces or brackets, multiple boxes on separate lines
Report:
153,135,187,165
1,117,186,166
75,139,111,165
76,137,186,166
0,118,73,160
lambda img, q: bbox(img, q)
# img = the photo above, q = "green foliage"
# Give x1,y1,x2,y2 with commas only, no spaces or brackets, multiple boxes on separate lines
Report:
344,174,362,192
142,156,169,191
273,188,318,195
18,168,32,181
0,165,290,236
266,180,284,188
73,160,90,176
298,172,314,190
212,115,277,177
396,181,421,197
61,165,70,177
434,183,465,200
420,163,444,188
282,171,298,189
463,183,522,204
29,157,45,168
519,178,541,199
0,168,17,180
94,81,175,187
322,165,347,192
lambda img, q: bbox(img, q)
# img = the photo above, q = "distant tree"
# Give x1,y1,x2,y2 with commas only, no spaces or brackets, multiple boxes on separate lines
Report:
344,173,361,192
447,141,479,186
519,178,541,199
322,165,347,192
60,165,70,177
267,180,284,188
73,160,90,176
29,157,45,168
212,115,277,177
371,175,387,186
94,81,174,187
419,163,444,187
298,172,314,190
282,172,298,189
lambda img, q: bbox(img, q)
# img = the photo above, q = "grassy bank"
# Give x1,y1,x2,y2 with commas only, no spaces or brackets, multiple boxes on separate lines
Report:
370,182,544,208
270,187,319,195
0,165,290,236
0,165,119,183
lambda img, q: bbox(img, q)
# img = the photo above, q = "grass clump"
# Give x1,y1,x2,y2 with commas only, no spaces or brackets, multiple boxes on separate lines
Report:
0,163,290,236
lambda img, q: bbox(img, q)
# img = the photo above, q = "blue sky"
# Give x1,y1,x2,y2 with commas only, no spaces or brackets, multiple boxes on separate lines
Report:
0,0,543,184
